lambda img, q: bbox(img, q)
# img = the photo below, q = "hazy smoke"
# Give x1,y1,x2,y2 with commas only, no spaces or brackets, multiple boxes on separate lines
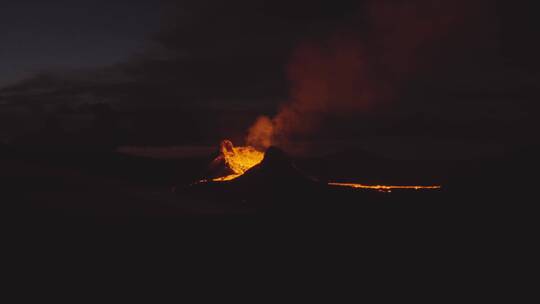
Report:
287,38,374,111
246,116,274,150
246,0,493,150
247,37,374,150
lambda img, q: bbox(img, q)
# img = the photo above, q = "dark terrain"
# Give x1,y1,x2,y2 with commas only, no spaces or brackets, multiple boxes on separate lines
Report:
2,141,535,284
3,141,536,222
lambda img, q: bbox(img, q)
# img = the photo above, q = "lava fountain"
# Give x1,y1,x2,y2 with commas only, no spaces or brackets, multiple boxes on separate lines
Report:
208,140,264,181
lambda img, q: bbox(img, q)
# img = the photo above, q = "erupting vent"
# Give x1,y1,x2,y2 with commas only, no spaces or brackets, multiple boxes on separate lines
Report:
210,140,264,181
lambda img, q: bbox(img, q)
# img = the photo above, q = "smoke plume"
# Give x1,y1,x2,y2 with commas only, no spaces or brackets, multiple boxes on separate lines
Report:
246,0,494,150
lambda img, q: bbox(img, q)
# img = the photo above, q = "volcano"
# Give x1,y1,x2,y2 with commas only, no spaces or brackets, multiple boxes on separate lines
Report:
230,146,320,190
178,144,322,212
200,140,441,193
176,140,442,213
196,144,320,194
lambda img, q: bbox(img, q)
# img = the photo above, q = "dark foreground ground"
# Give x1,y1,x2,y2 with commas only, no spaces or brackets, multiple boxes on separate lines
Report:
2,143,536,293
2,142,536,227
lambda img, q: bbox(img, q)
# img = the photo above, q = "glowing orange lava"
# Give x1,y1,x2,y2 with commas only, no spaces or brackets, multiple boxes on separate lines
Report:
207,140,442,192
327,182,441,193
211,140,264,181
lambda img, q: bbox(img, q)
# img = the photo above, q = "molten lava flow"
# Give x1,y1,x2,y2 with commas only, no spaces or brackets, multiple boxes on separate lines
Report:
206,140,442,192
211,140,264,181
328,182,441,193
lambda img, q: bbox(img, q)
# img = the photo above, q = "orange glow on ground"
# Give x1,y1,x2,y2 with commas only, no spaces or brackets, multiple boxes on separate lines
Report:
212,174,242,182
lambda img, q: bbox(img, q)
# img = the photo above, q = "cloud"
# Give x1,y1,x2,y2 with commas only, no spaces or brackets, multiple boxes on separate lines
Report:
2,0,538,146
0,0,504,107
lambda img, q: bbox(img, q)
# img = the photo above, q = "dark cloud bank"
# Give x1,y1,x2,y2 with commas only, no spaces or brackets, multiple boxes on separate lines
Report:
0,0,538,157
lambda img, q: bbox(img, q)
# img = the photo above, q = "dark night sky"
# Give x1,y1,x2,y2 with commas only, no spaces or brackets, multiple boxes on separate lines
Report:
0,0,538,157
2,0,537,98
0,0,161,87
